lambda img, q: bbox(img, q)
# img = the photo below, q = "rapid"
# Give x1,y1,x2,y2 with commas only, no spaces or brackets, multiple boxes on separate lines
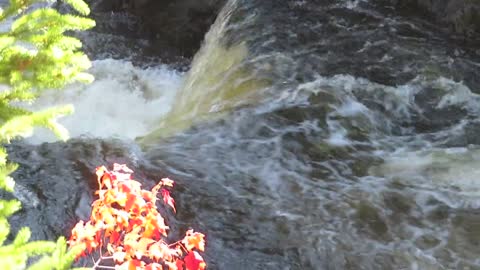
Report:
3,0,480,269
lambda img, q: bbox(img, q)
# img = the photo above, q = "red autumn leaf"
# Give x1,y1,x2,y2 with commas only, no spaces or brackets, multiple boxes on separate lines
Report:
70,164,206,269
161,189,176,212
69,220,100,255
120,180,142,194
125,192,138,212
184,251,206,270
128,216,144,231
109,230,121,244
99,171,114,190
142,190,155,202
175,259,184,270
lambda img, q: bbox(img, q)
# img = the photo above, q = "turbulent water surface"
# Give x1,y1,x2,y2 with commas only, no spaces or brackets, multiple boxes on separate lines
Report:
3,0,480,269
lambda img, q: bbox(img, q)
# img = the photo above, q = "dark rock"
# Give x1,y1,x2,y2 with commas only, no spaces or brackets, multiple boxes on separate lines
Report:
3,139,141,241
87,0,226,60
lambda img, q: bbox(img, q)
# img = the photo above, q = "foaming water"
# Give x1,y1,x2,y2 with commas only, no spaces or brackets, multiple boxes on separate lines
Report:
140,0,273,143
26,59,182,143
6,0,480,269
372,147,480,196
143,70,480,268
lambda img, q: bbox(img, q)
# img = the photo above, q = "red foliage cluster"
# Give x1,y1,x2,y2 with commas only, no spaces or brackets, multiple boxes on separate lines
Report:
68,164,206,270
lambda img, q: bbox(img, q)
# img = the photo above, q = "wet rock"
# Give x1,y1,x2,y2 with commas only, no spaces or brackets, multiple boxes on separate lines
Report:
3,139,140,241
87,0,226,60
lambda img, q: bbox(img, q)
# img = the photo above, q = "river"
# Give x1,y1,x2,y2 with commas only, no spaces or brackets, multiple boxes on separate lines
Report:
4,0,480,269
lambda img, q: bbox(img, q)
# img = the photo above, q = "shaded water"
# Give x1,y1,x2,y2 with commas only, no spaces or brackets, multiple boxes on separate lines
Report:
4,0,480,269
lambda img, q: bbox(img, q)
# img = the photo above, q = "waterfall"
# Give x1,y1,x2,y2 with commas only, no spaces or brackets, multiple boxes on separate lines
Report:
140,0,272,144
26,59,182,144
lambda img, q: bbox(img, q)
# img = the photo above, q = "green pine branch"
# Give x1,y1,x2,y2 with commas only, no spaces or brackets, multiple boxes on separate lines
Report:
0,0,94,269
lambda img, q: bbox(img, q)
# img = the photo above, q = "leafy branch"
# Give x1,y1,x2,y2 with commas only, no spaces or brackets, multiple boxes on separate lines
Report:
68,164,207,270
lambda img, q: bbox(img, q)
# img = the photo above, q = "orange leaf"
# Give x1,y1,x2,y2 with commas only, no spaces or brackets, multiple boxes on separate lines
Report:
142,190,155,202
120,259,144,270
68,221,99,255
125,192,138,212
182,230,205,252
136,237,155,259
99,171,114,190
71,164,206,269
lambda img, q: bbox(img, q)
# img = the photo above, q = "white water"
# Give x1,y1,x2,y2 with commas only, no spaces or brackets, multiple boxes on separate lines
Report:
26,59,183,143
285,72,480,199
373,147,480,198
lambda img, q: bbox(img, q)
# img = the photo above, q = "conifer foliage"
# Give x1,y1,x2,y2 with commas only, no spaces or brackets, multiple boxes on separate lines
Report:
0,0,95,269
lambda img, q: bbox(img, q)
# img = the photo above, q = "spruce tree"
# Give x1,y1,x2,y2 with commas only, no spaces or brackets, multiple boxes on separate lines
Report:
0,0,94,269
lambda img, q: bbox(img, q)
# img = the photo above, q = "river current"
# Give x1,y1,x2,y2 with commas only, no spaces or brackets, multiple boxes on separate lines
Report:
3,0,480,269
